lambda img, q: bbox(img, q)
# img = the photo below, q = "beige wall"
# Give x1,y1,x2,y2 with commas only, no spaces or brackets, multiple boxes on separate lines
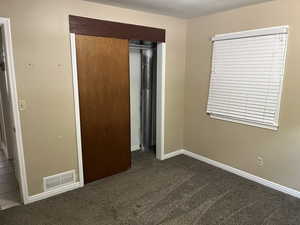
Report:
184,0,300,191
0,0,186,195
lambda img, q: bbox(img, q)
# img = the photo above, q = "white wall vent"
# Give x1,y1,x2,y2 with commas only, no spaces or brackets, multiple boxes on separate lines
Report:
43,170,76,191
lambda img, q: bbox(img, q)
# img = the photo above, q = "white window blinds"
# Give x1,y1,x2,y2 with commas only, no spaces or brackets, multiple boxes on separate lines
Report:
207,26,288,130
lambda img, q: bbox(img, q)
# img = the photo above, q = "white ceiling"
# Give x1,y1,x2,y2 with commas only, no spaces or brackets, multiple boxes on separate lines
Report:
86,0,273,18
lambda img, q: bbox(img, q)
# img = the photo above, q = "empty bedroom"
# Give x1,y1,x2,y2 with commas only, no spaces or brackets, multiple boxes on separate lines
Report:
0,0,300,224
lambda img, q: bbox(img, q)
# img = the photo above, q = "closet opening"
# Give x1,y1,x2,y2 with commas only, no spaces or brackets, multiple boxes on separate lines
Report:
70,15,166,186
129,41,157,155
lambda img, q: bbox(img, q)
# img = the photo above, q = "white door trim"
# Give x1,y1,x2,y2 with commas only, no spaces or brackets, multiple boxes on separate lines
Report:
70,34,166,186
0,17,29,204
156,43,166,160
70,33,84,187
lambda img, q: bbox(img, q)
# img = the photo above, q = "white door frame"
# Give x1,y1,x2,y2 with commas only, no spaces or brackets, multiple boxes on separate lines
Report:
0,17,28,203
155,42,166,161
70,33,166,186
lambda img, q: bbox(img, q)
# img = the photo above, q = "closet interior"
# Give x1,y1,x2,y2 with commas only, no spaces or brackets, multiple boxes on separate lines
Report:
129,40,157,154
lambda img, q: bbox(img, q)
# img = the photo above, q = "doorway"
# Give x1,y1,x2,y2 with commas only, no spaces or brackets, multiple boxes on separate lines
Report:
0,22,20,209
70,16,166,186
0,17,27,207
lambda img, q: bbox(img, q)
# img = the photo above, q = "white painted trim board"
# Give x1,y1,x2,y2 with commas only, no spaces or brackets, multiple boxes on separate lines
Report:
162,149,184,160
155,43,166,160
27,182,81,204
70,33,84,188
162,149,300,199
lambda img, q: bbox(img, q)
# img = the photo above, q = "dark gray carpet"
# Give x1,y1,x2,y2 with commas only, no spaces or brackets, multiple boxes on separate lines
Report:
1,151,300,225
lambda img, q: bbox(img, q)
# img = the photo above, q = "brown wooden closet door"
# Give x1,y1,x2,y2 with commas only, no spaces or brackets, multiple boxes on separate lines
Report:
75,35,131,183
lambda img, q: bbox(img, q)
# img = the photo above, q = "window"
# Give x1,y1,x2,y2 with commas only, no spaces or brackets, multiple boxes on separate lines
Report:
207,26,288,130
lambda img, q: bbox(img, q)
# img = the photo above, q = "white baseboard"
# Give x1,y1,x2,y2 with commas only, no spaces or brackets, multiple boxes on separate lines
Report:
162,149,185,160
131,145,140,152
163,149,300,199
25,182,81,204
26,149,300,204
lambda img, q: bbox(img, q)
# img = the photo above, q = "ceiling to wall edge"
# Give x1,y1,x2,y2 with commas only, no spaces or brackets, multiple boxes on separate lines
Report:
84,0,274,19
